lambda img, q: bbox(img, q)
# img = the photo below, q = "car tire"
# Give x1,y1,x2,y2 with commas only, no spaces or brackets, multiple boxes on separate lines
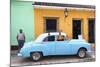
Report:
31,52,42,61
77,48,86,58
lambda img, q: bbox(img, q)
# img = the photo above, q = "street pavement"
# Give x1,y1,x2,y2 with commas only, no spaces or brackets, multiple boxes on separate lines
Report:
10,50,95,67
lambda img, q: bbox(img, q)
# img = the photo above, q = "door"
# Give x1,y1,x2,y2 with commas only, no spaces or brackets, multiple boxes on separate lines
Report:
55,35,72,55
42,35,56,55
88,19,95,43
45,18,57,32
73,20,82,39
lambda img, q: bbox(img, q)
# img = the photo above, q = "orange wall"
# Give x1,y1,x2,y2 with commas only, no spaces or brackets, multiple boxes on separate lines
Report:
34,8,95,41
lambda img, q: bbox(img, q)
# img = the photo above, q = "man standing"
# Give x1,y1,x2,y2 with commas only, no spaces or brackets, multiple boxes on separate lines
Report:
17,29,25,53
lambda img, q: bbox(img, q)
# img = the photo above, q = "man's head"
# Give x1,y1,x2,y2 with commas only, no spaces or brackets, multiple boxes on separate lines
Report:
19,29,23,33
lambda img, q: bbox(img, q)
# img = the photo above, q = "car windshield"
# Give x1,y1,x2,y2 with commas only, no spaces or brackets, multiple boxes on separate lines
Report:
35,34,47,42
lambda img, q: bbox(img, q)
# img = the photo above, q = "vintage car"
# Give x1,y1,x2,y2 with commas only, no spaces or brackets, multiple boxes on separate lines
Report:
18,32,91,61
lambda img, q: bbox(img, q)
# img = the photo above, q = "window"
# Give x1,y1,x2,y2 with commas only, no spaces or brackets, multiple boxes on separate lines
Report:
43,36,55,42
57,35,66,41
45,18,58,32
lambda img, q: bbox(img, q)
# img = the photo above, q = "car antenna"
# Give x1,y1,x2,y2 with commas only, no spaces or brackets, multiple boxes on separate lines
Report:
59,30,62,35
48,32,50,36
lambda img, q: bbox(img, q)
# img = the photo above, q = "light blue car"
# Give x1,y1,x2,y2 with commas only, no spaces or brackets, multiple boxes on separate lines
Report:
18,32,91,61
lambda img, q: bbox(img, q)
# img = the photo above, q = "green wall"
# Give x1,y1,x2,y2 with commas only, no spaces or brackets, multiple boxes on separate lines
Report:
11,0,34,45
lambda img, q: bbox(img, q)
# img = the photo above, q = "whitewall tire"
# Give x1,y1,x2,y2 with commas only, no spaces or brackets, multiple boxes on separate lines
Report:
77,49,86,58
31,52,42,61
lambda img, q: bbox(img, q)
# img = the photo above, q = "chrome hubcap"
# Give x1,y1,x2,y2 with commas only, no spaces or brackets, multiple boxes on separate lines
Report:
32,53,40,60
79,50,85,58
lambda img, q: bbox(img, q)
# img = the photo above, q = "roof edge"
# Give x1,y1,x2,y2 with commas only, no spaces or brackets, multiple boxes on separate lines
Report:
32,2,95,9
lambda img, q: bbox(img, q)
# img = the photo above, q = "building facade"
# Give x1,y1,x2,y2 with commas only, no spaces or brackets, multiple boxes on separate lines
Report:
11,0,34,48
11,1,95,49
33,2,95,43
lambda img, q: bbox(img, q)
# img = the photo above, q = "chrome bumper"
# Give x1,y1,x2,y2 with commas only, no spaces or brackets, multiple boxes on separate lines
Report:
17,53,22,56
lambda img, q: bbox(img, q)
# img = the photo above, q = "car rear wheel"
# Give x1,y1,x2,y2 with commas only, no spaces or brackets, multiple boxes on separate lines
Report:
77,49,86,58
31,52,42,61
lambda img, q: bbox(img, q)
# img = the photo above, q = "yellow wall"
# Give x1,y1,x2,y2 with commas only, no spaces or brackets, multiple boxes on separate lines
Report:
34,8,95,41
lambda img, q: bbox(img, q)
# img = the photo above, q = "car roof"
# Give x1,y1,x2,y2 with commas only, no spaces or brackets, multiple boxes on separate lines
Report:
41,32,66,36
35,32,66,42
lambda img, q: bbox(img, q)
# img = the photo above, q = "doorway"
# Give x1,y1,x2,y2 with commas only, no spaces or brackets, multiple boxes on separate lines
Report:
73,19,82,39
88,19,95,43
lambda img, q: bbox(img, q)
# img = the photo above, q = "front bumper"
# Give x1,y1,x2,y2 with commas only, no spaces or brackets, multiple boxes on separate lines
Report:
17,47,31,58
17,53,22,57
17,52,30,58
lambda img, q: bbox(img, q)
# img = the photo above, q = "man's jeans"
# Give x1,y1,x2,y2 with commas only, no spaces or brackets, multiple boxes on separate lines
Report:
18,40,25,53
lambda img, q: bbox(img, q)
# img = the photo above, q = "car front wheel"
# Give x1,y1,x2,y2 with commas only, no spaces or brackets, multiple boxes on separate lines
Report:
31,52,42,61
77,49,86,58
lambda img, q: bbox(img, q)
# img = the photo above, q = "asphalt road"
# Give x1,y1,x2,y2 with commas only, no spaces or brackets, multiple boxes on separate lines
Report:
10,51,95,67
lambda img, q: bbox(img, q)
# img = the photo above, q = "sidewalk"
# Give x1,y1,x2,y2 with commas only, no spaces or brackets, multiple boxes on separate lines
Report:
11,50,18,55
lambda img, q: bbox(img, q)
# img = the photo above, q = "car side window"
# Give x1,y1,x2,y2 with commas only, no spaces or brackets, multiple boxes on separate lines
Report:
43,36,55,42
57,35,66,41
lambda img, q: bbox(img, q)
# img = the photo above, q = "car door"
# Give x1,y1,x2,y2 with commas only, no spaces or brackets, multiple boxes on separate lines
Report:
55,35,72,55
42,35,56,56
